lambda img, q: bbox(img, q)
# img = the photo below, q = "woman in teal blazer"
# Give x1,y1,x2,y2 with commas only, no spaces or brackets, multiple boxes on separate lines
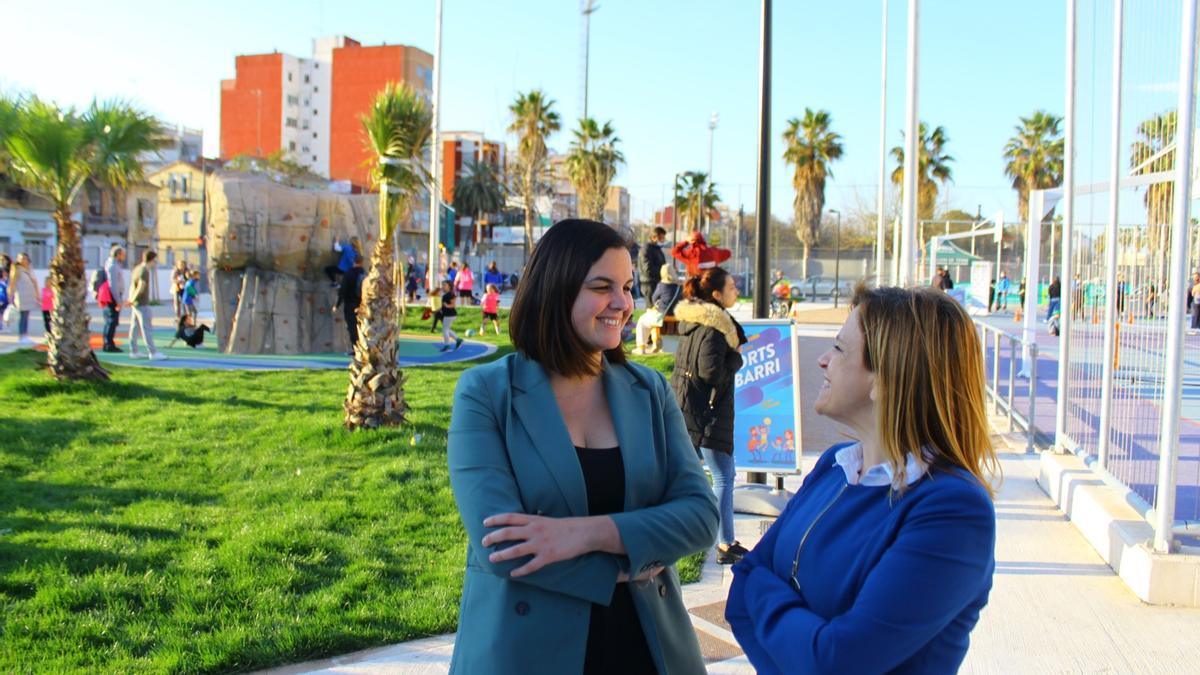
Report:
448,219,719,674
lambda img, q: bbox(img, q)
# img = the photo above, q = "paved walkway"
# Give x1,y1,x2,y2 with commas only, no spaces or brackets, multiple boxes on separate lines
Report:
258,424,1200,674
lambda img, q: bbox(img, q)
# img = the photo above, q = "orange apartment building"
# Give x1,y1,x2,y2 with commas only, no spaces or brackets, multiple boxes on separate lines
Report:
438,131,506,245
220,36,433,191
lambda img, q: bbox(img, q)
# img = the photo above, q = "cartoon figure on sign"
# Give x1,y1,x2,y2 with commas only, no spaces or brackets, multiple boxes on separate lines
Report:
771,436,785,463
783,429,795,456
747,425,763,463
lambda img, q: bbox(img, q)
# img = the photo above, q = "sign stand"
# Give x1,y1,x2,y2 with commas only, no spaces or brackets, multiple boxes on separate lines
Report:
731,319,804,516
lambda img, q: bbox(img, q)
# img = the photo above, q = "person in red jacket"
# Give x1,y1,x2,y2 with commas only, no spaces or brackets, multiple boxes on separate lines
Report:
671,230,731,277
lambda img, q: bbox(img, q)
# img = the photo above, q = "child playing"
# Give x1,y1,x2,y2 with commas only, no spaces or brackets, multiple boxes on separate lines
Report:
41,283,54,334
168,314,212,348
440,282,463,352
480,283,501,335
181,270,200,320
428,280,447,333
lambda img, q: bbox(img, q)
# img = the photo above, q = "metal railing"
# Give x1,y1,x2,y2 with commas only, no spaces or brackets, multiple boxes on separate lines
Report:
977,321,1041,454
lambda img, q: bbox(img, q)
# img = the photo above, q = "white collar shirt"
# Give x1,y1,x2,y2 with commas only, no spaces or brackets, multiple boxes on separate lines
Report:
834,442,927,489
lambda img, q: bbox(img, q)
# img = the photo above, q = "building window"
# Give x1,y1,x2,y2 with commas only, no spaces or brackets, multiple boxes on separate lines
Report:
285,117,298,128
312,155,318,162
287,94,299,106
304,74,310,83
289,141,296,151
302,146,309,153
183,211,192,225
313,109,318,116
313,86,319,92
287,72,293,82
312,131,318,138
302,120,309,130
180,176,189,196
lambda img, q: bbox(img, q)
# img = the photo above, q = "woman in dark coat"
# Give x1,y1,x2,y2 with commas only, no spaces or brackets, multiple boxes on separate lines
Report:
671,266,748,563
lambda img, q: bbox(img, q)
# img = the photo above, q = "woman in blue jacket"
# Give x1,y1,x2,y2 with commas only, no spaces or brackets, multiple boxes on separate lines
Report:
727,284,999,674
448,219,718,674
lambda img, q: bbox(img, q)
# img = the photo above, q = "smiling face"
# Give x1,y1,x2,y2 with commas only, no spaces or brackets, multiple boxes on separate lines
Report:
571,247,634,355
814,307,877,431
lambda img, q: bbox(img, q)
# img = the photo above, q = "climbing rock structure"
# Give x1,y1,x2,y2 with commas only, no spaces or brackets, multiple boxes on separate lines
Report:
206,173,388,355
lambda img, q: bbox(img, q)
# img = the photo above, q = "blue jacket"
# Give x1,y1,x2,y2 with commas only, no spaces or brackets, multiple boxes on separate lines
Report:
448,353,719,674
726,443,995,674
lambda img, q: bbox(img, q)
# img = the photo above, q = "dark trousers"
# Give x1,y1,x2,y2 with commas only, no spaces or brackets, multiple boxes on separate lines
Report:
103,304,120,348
42,310,51,334
344,304,359,349
1191,303,1200,329
325,264,344,284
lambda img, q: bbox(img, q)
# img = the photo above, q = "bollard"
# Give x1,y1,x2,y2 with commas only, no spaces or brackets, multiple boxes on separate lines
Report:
1027,343,1038,454
1007,336,1018,432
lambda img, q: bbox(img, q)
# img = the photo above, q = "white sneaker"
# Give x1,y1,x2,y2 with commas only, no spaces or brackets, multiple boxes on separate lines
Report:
18,336,35,345
148,352,168,361
128,351,144,359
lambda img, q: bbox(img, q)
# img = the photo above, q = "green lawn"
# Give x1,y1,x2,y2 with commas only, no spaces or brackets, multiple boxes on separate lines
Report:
0,306,704,672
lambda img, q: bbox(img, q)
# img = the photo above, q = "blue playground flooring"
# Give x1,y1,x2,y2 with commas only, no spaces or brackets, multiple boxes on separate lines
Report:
92,328,496,370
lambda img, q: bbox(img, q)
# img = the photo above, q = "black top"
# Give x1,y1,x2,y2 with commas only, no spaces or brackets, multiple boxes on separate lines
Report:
338,266,366,309
441,291,457,317
574,446,657,675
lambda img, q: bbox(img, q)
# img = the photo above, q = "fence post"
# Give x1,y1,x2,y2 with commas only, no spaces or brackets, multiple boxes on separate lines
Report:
1007,335,1018,432
993,330,1002,415
1027,343,1039,454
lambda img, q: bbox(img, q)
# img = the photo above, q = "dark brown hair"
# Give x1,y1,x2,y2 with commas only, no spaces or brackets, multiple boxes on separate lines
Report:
509,219,631,377
682,266,731,306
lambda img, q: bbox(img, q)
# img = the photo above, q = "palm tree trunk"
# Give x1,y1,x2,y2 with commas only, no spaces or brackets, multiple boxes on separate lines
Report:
47,211,108,381
343,237,406,429
523,165,535,259
801,241,811,279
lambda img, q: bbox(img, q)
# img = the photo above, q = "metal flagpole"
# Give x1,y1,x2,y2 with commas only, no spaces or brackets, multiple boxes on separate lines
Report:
753,0,773,319
876,0,889,286
427,0,444,293
1097,0,1124,469
1153,0,1198,553
1056,0,1078,451
898,0,920,286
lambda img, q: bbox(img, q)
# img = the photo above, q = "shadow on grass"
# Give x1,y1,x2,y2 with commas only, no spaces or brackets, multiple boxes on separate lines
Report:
0,416,94,462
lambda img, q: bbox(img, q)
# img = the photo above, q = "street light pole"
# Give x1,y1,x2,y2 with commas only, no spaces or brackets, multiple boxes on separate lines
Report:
830,209,842,308
753,0,772,319
899,0,920,286
672,172,682,269
706,112,718,236
427,0,444,292
581,0,599,121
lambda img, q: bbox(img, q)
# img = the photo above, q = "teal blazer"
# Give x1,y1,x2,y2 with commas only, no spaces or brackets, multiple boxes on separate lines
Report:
447,353,719,674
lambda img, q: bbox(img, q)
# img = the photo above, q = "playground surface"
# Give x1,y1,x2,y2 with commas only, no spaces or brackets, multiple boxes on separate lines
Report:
16,327,495,370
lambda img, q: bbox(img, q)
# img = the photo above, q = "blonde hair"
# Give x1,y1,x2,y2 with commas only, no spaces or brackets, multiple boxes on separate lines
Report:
851,283,1000,498
659,263,676,283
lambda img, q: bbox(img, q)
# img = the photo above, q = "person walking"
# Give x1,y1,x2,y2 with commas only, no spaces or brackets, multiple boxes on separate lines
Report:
446,219,717,675
439,283,462,352
671,265,748,565
334,254,366,355
127,249,166,360
726,285,999,674
9,253,40,345
101,246,126,352
1047,276,1062,322
171,260,189,319
638,226,668,308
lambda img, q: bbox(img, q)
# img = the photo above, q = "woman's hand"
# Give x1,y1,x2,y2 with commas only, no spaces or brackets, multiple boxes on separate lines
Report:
482,513,621,578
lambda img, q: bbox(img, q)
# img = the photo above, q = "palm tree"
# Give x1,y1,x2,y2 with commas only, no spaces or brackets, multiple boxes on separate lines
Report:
783,109,844,277
674,171,720,231
343,83,432,430
508,90,560,256
2,97,160,381
1003,111,1064,224
891,122,954,221
453,159,505,245
565,117,625,221
1130,111,1176,273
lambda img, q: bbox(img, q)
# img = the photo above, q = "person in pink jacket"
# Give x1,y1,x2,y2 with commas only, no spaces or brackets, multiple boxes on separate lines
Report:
480,283,501,335
455,262,476,305
40,284,54,334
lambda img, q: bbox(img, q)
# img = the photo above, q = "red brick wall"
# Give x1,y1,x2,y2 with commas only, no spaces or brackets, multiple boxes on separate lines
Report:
219,54,283,160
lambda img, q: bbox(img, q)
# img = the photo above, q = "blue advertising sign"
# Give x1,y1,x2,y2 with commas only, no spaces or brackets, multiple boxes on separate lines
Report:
732,320,802,473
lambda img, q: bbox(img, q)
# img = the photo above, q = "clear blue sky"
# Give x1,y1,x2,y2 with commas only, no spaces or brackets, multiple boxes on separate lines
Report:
2,0,1070,226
